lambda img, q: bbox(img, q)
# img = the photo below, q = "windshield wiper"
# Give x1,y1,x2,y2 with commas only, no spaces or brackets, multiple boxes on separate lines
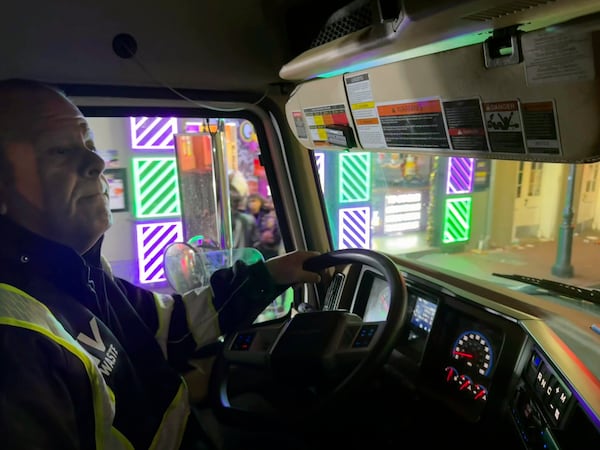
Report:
492,273,600,305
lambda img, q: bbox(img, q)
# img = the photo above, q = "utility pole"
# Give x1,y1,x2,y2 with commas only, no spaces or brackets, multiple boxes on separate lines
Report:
552,164,576,278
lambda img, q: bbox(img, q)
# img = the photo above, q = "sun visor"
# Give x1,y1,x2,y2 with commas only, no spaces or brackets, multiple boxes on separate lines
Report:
285,27,600,163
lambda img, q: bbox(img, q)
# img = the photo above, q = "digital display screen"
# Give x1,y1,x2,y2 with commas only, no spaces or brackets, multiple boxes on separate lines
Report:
363,273,439,332
410,295,438,332
363,276,390,322
360,272,439,364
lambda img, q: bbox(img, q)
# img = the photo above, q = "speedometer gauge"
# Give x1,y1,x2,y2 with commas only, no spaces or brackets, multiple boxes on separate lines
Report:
451,330,494,376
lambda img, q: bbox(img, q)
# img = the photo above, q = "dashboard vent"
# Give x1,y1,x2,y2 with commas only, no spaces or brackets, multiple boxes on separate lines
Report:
323,273,346,310
462,0,556,22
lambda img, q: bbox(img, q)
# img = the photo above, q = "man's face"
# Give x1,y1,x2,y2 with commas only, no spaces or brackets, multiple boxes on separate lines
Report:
0,88,111,254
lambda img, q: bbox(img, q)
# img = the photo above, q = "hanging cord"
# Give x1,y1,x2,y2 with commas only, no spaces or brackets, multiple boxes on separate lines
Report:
127,47,270,112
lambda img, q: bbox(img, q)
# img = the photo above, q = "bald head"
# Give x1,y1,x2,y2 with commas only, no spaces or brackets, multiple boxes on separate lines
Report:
0,79,69,138
0,79,70,181
0,78,111,254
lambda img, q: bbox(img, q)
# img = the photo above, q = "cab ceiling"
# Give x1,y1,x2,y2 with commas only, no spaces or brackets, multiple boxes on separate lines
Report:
3,0,598,96
0,0,344,95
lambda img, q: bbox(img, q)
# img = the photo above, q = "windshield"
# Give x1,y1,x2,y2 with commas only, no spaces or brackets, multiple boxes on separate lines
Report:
316,151,600,314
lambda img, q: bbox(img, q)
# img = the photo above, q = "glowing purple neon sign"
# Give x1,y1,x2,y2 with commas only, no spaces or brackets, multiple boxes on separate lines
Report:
446,157,475,195
130,117,178,150
136,220,184,284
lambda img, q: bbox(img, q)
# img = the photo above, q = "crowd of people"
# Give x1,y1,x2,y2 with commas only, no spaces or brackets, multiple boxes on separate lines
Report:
229,172,281,260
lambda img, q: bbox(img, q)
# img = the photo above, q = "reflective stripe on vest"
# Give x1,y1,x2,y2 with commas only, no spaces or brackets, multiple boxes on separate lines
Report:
0,283,190,450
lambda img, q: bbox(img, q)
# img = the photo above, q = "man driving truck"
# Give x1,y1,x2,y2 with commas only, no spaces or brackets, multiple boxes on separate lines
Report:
0,78,321,449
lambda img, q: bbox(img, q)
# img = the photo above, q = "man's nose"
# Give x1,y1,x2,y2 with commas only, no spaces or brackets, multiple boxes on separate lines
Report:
82,150,106,177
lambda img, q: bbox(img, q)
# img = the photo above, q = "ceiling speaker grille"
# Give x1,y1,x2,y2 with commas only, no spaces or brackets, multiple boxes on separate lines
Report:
310,1,375,48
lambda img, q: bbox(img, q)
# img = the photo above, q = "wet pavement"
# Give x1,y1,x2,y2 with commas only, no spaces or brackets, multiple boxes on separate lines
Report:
412,234,600,289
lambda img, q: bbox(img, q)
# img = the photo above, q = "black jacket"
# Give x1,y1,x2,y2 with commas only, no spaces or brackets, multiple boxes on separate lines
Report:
0,216,281,449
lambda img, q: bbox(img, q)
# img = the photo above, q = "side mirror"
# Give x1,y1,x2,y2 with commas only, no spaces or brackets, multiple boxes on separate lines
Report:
163,242,208,294
163,243,264,294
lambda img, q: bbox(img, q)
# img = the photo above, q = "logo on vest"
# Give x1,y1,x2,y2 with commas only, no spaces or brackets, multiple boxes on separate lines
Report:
76,317,119,377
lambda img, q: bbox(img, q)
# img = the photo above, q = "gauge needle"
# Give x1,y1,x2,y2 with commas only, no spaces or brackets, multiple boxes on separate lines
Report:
453,351,473,358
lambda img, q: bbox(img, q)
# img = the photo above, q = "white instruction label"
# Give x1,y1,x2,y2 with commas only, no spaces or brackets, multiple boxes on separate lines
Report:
522,30,595,85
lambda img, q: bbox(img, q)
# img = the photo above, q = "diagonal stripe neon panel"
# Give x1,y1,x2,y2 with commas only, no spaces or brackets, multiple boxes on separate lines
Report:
339,153,370,203
442,197,472,243
136,221,184,284
132,157,181,218
339,207,370,249
130,117,178,150
446,157,475,194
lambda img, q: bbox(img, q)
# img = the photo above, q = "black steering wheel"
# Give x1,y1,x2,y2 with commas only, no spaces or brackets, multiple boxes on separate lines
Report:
209,248,408,426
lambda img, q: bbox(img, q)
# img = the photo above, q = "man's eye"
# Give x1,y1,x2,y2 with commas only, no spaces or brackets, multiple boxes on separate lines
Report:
50,147,70,155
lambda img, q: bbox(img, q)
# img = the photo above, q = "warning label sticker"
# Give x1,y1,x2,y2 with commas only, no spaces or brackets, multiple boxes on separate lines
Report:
483,101,526,153
376,98,450,150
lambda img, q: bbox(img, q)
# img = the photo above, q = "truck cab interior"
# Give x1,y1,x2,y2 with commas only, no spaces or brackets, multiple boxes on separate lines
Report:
2,0,600,449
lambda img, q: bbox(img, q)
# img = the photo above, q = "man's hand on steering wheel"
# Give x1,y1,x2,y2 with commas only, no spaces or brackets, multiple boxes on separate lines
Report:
265,250,322,286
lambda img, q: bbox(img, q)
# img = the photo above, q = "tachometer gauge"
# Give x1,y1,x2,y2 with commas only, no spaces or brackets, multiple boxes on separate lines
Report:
451,330,494,376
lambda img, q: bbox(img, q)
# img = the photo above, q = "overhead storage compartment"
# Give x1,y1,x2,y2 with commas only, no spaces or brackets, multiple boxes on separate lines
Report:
285,25,600,163
280,0,600,82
